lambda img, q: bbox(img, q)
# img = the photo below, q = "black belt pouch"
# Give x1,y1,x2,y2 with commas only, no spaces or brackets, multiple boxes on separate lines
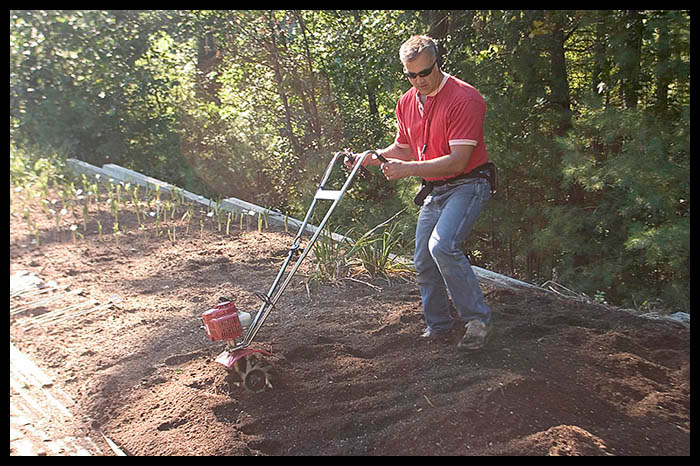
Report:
413,180,434,206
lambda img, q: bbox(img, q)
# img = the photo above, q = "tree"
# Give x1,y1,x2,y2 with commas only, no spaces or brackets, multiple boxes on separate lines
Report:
10,9,690,311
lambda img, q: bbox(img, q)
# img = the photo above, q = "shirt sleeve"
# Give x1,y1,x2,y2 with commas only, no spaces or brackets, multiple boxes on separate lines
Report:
447,97,485,147
394,99,411,149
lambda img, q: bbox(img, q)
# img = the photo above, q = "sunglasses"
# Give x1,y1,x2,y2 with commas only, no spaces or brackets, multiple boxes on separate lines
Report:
403,60,437,79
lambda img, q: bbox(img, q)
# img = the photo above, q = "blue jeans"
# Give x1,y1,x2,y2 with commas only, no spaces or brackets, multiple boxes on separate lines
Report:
414,178,492,332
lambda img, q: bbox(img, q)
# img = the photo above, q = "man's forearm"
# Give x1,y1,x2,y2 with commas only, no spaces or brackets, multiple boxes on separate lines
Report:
378,145,475,181
373,143,413,164
402,151,470,178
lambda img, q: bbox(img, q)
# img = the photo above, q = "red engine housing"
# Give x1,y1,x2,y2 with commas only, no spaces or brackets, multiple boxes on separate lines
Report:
202,301,243,342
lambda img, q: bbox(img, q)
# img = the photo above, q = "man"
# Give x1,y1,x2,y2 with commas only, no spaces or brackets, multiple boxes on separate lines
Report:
349,35,493,351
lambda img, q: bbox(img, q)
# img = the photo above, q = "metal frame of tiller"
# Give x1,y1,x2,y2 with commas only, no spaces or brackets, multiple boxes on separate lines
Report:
207,150,375,391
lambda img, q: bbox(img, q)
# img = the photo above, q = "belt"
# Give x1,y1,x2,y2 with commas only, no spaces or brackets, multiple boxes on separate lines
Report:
413,163,493,206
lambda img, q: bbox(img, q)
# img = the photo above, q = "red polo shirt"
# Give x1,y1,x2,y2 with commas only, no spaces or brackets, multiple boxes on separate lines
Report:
395,73,489,181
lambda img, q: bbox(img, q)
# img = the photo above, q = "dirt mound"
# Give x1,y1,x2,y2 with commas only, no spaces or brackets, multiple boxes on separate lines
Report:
10,199,690,455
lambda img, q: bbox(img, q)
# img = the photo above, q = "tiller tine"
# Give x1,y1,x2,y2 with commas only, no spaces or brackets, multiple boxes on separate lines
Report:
216,348,273,393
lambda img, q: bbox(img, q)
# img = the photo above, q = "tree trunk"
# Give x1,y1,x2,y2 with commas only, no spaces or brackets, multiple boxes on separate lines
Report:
654,11,671,114
293,10,321,138
351,11,379,118
549,14,572,136
620,10,644,109
264,13,302,160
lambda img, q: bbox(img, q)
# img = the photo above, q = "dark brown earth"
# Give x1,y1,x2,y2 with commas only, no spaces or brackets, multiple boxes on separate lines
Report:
10,186,690,456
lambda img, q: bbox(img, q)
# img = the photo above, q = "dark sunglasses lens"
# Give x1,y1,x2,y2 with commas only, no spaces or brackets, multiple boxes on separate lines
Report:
404,62,435,79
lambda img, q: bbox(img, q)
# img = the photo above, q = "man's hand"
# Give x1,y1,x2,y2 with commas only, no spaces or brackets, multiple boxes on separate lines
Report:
343,150,381,171
379,159,415,181
342,151,358,171
343,145,415,178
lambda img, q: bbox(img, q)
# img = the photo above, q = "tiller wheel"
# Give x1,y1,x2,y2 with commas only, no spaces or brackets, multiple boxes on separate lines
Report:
217,348,273,394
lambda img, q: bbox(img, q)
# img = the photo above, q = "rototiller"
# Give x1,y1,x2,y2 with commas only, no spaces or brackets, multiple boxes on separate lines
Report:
201,150,382,393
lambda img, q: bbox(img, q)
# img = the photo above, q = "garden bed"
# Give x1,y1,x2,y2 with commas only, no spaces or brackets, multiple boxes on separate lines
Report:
10,183,690,455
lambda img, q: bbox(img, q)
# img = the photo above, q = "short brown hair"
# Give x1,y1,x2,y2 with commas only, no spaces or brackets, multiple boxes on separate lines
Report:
399,35,438,63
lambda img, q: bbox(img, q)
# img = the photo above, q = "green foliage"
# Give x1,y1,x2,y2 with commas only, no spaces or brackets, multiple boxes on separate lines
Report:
310,226,349,285
10,10,690,313
557,101,689,311
344,208,413,280
10,143,66,190
451,10,690,312
311,209,413,285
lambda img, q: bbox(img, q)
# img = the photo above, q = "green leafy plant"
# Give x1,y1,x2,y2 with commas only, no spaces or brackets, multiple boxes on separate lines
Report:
23,207,40,247
213,199,224,232
344,209,412,280
310,226,349,285
113,221,120,247
167,223,177,244
70,224,83,243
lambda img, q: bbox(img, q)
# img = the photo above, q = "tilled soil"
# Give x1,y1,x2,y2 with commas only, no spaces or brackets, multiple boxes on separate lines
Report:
10,188,690,456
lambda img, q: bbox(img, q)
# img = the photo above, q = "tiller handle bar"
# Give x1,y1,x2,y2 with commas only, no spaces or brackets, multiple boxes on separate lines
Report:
230,150,375,352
